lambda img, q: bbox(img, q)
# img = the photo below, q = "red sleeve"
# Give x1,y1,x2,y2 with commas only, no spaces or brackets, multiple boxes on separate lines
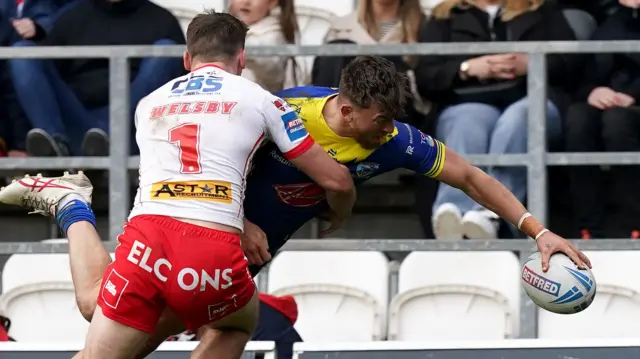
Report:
282,136,314,160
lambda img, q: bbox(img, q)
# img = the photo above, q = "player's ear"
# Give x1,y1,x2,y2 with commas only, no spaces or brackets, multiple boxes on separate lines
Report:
183,51,191,71
340,104,353,123
237,49,246,75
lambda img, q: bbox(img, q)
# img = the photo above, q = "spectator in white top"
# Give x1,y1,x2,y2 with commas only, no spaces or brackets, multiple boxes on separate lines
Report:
311,0,430,129
229,0,301,92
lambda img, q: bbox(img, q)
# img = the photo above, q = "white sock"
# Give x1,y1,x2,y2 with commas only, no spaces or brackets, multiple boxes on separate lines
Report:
56,193,87,214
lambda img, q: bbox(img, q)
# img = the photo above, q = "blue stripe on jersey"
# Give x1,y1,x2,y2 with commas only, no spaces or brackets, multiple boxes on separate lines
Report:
275,86,338,99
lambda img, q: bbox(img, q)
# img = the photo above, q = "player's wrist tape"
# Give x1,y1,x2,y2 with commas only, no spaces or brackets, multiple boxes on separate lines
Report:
517,213,532,230
535,228,550,240
518,213,546,240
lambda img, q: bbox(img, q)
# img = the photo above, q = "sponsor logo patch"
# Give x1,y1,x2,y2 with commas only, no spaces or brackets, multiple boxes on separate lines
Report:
101,269,129,309
281,112,306,142
522,266,561,296
151,181,232,203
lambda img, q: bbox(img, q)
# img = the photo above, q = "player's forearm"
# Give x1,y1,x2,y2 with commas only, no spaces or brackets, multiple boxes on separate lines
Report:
462,166,543,237
326,186,357,219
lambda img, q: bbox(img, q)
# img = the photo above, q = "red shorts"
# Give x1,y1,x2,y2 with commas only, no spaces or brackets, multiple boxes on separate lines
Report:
97,215,256,333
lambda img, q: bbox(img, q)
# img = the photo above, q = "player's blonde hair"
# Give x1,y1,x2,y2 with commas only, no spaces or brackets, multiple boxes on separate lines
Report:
432,0,544,21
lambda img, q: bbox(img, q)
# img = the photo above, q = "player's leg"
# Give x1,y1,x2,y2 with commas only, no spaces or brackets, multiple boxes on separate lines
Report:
134,309,186,359
0,171,111,321
78,305,151,359
65,220,112,320
191,292,259,359
158,216,259,359
86,215,169,359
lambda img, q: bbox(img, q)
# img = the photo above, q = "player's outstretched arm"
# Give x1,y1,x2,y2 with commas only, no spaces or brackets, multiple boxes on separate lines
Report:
434,147,591,271
289,143,356,220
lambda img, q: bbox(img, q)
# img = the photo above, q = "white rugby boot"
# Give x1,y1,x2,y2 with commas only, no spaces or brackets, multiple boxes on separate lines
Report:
432,203,463,240
0,171,93,216
461,209,500,239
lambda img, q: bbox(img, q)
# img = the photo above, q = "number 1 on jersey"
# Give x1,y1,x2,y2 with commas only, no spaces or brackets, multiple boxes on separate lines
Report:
169,123,202,174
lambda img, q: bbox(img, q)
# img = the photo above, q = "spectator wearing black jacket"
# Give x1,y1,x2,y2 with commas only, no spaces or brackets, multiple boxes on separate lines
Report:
565,1,640,239
8,0,186,157
414,0,580,240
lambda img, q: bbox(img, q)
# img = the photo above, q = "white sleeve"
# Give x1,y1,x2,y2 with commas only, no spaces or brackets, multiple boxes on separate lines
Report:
261,94,314,160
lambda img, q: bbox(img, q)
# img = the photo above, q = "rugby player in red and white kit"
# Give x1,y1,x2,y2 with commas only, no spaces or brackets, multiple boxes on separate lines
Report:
0,11,355,359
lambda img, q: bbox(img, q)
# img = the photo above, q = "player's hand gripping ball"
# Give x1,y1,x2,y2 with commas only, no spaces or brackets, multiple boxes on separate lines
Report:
521,252,596,314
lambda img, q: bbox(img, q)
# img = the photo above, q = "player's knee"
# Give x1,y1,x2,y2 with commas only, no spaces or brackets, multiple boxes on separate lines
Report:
76,295,97,322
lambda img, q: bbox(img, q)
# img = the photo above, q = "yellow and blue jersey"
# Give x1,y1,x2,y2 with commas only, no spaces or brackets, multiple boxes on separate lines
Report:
243,86,446,271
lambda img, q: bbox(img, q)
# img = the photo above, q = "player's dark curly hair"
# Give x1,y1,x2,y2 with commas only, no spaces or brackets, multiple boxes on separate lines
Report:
338,56,410,118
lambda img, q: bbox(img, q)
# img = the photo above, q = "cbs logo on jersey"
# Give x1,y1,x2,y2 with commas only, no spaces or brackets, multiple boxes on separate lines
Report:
151,181,232,203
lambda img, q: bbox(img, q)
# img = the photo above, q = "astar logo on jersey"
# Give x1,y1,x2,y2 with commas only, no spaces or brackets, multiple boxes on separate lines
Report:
274,182,325,207
281,112,306,142
150,101,237,119
151,181,232,203
101,269,129,309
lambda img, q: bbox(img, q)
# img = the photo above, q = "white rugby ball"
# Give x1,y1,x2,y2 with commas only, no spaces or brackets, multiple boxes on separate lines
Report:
521,252,596,314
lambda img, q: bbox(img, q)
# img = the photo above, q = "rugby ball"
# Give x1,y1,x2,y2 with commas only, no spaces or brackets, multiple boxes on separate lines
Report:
521,252,596,314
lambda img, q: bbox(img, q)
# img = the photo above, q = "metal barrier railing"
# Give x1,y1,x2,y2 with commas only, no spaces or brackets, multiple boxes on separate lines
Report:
2,42,640,338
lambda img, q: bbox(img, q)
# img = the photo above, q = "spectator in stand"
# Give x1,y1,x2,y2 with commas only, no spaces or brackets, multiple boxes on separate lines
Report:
311,0,431,129
8,0,185,157
0,0,80,158
565,0,640,239
415,0,580,240
557,0,621,24
230,0,302,91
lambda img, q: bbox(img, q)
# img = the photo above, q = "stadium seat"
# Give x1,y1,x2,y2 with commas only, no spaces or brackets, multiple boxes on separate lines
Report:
151,0,223,13
0,239,114,342
150,1,218,33
294,0,353,17
562,9,597,41
267,251,390,341
538,251,640,339
388,251,521,340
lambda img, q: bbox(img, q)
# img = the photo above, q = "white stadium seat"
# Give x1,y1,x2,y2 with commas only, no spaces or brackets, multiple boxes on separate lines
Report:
0,239,114,342
389,251,521,340
267,251,389,341
150,0,212,34
538,251,640,338
295,0,353,17
151,0,223,13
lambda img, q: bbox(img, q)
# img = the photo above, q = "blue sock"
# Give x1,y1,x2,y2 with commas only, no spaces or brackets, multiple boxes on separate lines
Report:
56,200,97,235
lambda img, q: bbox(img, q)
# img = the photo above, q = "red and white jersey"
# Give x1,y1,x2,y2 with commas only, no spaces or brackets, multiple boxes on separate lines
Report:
129,64,313,230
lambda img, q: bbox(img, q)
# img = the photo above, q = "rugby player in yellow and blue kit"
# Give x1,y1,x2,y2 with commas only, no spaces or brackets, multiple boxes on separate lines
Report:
242,56,591,277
